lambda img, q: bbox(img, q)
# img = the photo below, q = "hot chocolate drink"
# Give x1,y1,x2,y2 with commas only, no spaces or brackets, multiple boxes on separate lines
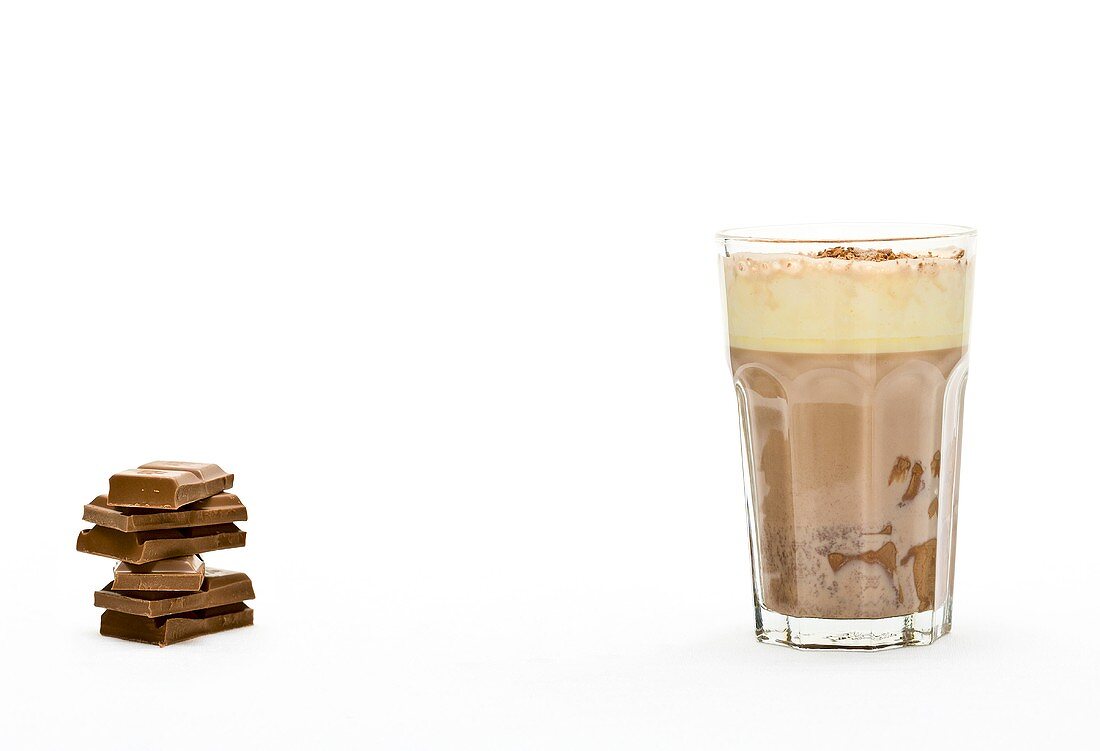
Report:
720,232,974,648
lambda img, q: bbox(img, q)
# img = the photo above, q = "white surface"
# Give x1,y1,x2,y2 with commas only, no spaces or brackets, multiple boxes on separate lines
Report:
1,2,1097,749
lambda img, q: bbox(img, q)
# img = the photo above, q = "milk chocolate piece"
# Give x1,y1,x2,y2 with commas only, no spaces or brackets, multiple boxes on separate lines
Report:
96,569,255,617
84,493,247,532
113,556,206,591
100,603,253,646
76,524,245,564
108,461,234,509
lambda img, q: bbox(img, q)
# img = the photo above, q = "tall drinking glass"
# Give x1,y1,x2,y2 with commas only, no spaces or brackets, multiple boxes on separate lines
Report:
718,223,976,650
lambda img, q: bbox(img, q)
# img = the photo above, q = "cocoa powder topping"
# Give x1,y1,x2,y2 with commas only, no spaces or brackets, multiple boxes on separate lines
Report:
817,246,915,261
816,246,967,262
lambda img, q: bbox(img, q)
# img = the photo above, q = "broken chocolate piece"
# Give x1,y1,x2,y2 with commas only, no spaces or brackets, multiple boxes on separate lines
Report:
96,569,255,617
108,462,234,509
113,556,205,592
76,524,245,564
84,493,247,532
100,603,253,646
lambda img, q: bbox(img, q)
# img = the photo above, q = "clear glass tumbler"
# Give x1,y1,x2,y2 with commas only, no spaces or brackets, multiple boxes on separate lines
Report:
718,223,976,650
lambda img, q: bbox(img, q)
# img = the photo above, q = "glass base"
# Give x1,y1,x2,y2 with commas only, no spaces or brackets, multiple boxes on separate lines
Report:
755,600,952,651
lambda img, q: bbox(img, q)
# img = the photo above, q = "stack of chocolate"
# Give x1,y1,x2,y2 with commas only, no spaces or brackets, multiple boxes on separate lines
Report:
77,461,255,646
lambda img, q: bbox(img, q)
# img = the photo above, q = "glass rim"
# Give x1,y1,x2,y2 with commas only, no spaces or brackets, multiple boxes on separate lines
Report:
715,222,976,244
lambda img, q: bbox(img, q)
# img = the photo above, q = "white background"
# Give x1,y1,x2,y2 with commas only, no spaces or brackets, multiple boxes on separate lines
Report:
1,1,1096,749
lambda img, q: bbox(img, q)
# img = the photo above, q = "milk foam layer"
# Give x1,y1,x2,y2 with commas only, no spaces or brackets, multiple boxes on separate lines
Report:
722,249,973,353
